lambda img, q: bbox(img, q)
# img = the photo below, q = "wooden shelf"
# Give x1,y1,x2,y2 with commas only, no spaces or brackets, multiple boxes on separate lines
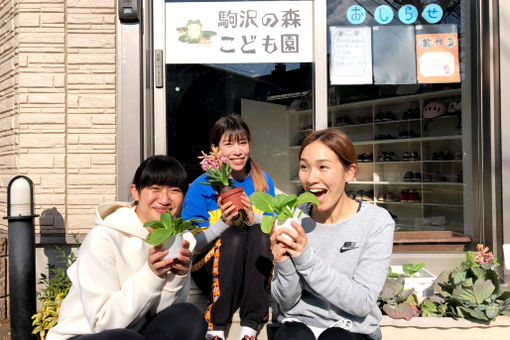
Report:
393,231,471,253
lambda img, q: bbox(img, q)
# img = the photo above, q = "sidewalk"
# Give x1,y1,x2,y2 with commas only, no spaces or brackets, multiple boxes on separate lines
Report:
0,320,9,340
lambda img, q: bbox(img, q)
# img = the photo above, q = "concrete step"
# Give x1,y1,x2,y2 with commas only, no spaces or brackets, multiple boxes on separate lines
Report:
187,283,277,340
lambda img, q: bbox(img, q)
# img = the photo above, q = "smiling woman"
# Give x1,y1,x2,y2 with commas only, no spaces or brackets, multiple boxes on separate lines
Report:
182,114,276,340
270,128,395,340
46,155,207,340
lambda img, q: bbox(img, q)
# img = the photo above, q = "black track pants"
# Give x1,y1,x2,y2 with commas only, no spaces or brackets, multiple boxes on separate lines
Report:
70,303,207,340
192,224,273,331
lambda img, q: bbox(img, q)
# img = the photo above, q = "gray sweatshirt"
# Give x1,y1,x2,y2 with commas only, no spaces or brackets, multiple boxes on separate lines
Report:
271,202,395,339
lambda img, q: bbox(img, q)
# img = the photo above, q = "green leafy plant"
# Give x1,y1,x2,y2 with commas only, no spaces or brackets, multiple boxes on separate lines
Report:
249,192,320,233
377,278,421,320
32,236,80,340
388,263,426,278
421,244,510,321
144,209,203,246
198,146,234,194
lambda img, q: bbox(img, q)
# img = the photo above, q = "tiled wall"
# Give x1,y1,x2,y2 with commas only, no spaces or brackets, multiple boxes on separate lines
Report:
1,0,117,235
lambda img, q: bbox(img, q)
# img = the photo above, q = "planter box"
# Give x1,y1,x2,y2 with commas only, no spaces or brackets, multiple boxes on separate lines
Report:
380,315,510,339
390,265,436,297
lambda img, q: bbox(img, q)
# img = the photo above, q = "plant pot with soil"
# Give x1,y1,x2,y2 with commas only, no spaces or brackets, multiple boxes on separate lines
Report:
198,146,245,217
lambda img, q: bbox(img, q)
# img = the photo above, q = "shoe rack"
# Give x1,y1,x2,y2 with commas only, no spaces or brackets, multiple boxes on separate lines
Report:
328,88,463,233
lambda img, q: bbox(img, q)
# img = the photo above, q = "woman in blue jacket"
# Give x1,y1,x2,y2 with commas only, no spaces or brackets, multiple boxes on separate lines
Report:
183,114,275,340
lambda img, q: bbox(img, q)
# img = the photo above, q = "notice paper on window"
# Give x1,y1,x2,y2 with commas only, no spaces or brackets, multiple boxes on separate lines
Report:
373,26,416,84
416,25,460,83
330,26,372,85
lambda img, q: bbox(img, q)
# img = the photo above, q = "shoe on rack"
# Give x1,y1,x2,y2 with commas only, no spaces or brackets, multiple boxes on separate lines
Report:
386,192,398,202
347,190,355,199
400,189,410,202
383,111,397,121
388,152,400,161
408,190,421,202
375,112,385,122
379,152,387,162
403,171,413,182
412,172,422,182
357,153,365,162
355,190,363,201
365,152,373,162
402,151,411,161
410,151,420,161
362,190,373,201
377,193,385,201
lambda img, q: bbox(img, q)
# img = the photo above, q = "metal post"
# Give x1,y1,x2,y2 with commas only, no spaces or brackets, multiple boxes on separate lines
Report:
4,176,38,340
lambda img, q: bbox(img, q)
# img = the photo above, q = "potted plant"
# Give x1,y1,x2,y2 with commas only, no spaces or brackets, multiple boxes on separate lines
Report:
388,263,436,297
377,277,421,320
420,244,510,321
198,146,244,216
144,209,202,259
249,192,319,237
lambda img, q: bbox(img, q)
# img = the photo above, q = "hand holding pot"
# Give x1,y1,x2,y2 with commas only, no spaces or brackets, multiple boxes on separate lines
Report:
274,220,308,257
217,196,238,226
148,240,191,278
270,229,289,262
239,193,255,225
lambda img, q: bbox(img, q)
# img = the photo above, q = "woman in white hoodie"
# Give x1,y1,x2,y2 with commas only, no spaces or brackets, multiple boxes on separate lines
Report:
47,155,207,340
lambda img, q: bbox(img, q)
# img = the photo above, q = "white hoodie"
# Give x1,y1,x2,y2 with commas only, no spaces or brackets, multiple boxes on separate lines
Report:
47,202,196,340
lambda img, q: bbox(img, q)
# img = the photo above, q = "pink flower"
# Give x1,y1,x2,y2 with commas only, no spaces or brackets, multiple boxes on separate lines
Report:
474,244,494,264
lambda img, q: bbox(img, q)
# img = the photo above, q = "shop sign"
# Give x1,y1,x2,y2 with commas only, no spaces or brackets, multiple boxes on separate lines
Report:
166,1,313,64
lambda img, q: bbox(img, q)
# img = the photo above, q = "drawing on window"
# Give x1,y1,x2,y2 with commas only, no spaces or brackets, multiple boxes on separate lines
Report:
177,20,217,45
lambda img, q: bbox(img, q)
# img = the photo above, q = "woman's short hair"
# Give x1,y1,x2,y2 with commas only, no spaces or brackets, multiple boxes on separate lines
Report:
299,128,357,168
132,155,188,193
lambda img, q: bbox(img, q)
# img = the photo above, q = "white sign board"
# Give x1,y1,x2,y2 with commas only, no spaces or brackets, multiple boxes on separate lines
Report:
329,26,373,84
166,1,313,64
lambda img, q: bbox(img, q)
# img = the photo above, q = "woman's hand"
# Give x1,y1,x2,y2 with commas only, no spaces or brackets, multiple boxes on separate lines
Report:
273,221,308,258
168,240,192,275
148,240,192,278
217,196,238,226
270,229,290,262
240,193,255,225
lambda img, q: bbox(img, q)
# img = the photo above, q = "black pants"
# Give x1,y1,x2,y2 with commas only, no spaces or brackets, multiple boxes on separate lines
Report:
192,224,273,331
70,303,207,340
272,322,371,340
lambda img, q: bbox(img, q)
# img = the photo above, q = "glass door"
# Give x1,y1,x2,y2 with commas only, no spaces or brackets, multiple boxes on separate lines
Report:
159,0,316,194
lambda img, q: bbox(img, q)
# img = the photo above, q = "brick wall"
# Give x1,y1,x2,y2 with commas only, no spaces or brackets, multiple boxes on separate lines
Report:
0,0,20,231
1,0,117,235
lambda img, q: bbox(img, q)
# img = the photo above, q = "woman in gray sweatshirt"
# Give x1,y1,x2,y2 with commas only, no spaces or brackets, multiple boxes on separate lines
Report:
270,128,395,340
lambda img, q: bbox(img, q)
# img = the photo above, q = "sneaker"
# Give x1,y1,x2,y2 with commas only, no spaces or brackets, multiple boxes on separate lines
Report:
410,151,420,161
400,190,409,202
362,190,373,201
357,153,365,162
386,192,398,202
388,152,400,161
375,112,384,122
402,151,411,161
403,171,413,182
412,172,422,182
377,193,385,201
408,190,421,202
355,190,363,201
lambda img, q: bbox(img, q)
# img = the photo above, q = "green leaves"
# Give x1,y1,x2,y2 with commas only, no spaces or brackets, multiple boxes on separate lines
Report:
144,210,203,246
249,191,320,234
402,263,425,278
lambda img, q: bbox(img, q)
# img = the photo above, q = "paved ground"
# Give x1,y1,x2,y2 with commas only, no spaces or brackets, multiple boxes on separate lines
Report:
0,320,9,340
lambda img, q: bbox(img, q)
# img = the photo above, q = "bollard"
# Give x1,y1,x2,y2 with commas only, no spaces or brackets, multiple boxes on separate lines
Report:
4,176,38,340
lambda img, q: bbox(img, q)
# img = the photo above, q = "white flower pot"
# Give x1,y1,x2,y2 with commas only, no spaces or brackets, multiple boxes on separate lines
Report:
390,265,436,297
161,233,183,260
273,217,302,240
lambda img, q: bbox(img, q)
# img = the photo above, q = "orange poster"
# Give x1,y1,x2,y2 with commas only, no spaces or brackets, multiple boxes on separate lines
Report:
416,32,460,83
